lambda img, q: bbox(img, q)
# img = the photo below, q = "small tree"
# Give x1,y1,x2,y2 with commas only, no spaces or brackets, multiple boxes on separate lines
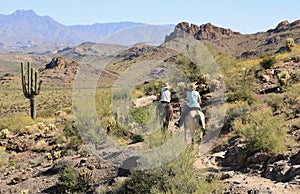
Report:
260,55,276,69
234,108,286,154
285,38,295,52
21,62,42,119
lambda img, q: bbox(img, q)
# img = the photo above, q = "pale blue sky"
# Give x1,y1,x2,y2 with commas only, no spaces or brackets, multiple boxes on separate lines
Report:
0,0,299,33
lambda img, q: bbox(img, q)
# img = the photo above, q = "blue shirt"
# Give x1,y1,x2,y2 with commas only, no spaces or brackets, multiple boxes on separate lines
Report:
186,91,201,108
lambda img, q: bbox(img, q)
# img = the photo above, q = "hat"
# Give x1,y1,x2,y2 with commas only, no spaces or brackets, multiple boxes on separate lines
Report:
188,83,198,90
163,83,170,89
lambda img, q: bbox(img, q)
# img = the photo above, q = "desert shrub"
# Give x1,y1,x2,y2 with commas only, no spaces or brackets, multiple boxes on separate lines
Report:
222,102,251,133
226,68,256,105
59,167,90,193
54,132,67,144
284,84,300,105
227,89,256,105
32,140,49,152
129,106,151,124
95,89,113,118
176,54,206,83
286,38,295,52
290,72,300,84
234,108,286,154
264,94,284,111
214,53,238,77
142,81,163,96
63,121,82,149
260,55,276,69
131,134,144,144
59,167,80,192
112,147,223,193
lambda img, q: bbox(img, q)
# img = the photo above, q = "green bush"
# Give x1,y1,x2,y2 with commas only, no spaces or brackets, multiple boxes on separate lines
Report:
111,147,223,193
131,134,144,144
290,72,300,84
59,167,81,192
234,108,286,154
143,81,163,96
226,67,256,105
227,90,256,105
222,102,250,133
176,54,206,83
129,106,151,124
59,167,90,193
264,94,284,111
260,55,276,69
284,84,300,105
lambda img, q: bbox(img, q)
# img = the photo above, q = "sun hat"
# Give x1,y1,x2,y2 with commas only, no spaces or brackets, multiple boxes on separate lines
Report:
188,82,198,90
163,83,170,89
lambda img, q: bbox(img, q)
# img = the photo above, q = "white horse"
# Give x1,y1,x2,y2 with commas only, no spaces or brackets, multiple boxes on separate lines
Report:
182,109,205,144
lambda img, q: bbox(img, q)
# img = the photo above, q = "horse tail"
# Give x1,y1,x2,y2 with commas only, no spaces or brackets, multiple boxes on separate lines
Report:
194,114,200,129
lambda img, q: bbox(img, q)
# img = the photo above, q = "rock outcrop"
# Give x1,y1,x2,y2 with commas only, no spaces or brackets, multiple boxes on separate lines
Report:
267,19,300,33
165,22,241,42
45,57,78,70
41,57,79,86
165,20,300,59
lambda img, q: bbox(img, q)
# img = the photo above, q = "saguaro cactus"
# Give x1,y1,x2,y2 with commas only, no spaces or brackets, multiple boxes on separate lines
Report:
21,62,42,119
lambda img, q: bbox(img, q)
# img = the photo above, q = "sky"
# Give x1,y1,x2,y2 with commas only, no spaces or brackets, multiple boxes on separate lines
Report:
0,0,299,34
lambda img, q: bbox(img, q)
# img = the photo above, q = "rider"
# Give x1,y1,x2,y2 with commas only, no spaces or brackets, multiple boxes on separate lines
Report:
176,82,202,128
158,83,173,128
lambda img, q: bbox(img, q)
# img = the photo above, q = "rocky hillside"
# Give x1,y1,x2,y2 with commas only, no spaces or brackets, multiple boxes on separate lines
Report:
165,20,300,58
1,19,300,193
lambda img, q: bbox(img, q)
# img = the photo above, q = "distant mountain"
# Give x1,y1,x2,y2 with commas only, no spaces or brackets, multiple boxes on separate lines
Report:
165,20,300,58
0,10,174,52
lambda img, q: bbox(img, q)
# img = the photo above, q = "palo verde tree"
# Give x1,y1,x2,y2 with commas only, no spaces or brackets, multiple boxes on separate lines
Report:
21,62,42,119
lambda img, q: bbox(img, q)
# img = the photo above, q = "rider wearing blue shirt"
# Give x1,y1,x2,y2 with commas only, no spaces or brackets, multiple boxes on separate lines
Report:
177,83,202,127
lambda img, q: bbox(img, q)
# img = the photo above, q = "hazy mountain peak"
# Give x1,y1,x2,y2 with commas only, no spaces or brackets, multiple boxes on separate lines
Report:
11,9,38,18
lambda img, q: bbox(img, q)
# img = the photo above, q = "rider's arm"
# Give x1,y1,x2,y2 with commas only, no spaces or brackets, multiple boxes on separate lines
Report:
157,91,161,101
198,93,202,105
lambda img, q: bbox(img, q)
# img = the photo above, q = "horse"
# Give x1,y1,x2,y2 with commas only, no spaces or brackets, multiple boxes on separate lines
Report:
157,102,173,130
157,102,173,131
181,109,205,144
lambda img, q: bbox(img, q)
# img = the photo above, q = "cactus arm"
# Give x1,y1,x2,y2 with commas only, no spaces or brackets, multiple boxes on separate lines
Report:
35,70,38,93
32,71,42,95
21,62,30,98
31,68,33,93
27,62,31,96
37,80,42,95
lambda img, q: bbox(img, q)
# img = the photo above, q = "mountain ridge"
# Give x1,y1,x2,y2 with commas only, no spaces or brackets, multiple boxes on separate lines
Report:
0,9,174,51
165,19,300,58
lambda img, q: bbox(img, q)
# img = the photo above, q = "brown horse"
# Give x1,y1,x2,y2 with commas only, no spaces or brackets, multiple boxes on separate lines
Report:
157,102,173,130
181,109,205,143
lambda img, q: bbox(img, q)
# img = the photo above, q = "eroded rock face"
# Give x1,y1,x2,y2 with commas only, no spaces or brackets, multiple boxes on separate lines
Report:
165,22,241,42
268,19,300,33
45,57,78,70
